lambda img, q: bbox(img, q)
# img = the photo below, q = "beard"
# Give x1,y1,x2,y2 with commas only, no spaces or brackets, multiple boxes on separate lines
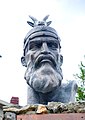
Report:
24,56,63,93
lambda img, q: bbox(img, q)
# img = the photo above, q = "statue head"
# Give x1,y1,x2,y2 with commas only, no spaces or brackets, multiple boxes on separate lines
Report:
21,15,63,93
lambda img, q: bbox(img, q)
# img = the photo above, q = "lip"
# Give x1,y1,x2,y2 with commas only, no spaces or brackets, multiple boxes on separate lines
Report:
34,54,56,68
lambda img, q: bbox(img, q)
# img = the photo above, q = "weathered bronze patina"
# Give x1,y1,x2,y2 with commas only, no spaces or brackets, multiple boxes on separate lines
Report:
21,15,77,104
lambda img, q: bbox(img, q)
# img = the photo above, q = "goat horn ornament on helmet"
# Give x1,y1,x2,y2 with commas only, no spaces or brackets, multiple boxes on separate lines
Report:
27,15,52,27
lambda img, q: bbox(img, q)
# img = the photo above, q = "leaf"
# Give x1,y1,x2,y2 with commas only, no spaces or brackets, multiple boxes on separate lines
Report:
81,61,85,67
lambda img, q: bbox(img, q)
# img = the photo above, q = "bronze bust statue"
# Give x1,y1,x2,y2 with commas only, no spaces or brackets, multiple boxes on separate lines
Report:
21,15,77,104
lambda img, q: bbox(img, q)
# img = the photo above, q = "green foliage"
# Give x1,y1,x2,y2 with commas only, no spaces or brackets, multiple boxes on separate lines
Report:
76,87,85,101
75,61,85,101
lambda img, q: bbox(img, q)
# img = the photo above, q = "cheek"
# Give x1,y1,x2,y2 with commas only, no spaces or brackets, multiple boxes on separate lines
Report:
52,51,58,60
25,51,38,63
31,50,40,60
25,52,32,64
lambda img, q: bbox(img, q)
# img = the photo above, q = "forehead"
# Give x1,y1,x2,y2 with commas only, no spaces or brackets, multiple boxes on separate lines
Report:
24,37,61,56
28,37,59,44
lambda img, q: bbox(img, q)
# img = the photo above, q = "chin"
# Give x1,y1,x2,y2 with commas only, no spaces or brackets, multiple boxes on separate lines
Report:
32,78,58,93
28,64,60,93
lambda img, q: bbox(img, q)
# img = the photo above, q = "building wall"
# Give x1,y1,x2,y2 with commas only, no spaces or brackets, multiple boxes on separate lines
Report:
0,107,3,120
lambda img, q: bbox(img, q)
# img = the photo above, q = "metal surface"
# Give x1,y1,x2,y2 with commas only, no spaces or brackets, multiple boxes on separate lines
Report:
17,113,85,120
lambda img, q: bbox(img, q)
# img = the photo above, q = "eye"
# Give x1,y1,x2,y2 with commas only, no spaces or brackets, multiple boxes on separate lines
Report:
29,42,42,51
47,42,58,50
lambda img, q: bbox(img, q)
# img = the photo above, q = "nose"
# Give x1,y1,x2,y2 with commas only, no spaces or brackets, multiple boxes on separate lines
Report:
41,42,50,54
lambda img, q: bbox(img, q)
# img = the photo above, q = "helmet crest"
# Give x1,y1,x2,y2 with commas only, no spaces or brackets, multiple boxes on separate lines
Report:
27,15,52,27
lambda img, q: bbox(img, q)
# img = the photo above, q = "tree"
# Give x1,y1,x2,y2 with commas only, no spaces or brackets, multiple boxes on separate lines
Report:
74,59,85,101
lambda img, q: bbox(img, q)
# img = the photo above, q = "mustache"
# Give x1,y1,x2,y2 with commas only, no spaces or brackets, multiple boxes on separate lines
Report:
34,53,57,69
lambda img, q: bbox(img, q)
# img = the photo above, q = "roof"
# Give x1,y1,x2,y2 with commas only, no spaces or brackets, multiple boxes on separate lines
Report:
0,99,13,106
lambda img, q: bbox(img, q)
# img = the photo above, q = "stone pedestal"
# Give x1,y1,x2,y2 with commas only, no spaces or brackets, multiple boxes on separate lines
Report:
3,102,85,120
17,113,85,120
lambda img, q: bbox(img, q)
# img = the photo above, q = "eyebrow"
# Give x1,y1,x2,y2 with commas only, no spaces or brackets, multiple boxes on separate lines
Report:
29,37,59,43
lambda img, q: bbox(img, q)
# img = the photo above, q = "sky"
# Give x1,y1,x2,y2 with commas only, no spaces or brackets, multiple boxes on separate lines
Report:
0,0,85,106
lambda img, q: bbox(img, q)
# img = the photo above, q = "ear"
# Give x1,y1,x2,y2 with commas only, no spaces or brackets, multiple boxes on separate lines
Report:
60,55,63,66
21,56,27,67
27,21,34,27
